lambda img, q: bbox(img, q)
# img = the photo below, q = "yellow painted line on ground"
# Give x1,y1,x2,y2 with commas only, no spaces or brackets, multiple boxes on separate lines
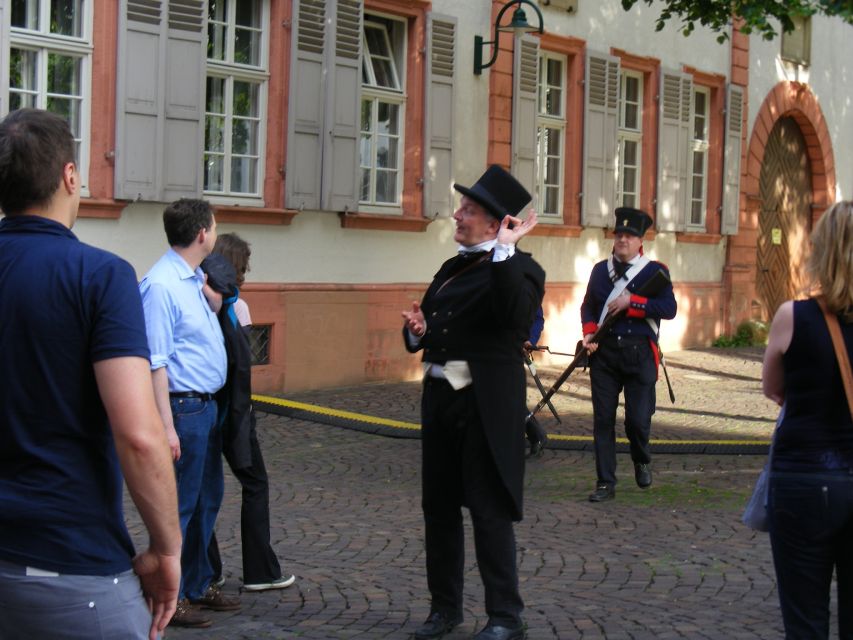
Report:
253,394,421,432
254,394,771,446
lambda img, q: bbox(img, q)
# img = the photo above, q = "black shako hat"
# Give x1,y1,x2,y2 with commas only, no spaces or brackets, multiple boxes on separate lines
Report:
614,206,653,238
453,165,531,221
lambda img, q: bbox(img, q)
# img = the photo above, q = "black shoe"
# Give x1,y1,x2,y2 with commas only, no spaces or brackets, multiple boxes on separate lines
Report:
473,621,527,640
634,462,652,488
588,483,615,502
525,415,548,458
414,611,463,639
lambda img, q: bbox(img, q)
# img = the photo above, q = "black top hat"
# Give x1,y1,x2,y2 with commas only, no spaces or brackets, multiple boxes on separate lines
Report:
453,165,531,220
614,207,653,238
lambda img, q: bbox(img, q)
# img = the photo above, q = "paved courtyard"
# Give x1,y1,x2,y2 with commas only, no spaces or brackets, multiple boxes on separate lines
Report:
123,348,839,639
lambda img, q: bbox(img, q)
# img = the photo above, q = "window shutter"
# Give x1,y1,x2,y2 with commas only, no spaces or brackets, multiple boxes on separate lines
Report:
721,84,744,235
511,35,538,200
162,0,205,201
0,2,9,116
286,0,326,210
423,13,456,219
582,51,619,228
322,0,362,212
115,0,164,200
656,69,693,232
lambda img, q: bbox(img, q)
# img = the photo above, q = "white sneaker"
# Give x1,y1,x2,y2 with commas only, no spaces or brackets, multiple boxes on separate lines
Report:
242,574,296,592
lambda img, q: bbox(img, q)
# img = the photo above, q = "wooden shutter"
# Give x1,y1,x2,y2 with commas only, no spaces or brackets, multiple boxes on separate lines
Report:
115,0,164,200
511,35,538,200
423,13,456,219
286,0,326,210
721,84,744,235
322,0,362,212
656,69,693,232
0,2,9,116
162,0,205,201
115,0,203,202
582,51,618,228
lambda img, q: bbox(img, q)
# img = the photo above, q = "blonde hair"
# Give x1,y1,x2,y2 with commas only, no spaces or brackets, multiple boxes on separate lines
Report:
808,200,853,321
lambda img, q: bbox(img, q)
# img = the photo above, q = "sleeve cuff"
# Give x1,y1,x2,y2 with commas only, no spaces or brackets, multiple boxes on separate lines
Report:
582,321,598,336
627,294,648,318
492,243,515,262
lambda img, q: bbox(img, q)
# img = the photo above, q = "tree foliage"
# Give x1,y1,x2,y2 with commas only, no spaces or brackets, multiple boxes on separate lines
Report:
621,0,853,41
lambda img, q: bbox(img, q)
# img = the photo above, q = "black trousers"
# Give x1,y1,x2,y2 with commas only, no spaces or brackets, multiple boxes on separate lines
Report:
589,336,657,486
420,377,523,626
208,411,282,584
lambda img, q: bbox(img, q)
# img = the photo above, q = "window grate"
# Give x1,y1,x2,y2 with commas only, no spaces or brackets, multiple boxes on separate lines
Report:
248,324,271,366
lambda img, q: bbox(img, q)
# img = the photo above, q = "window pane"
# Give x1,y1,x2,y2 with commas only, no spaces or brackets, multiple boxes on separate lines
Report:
51,0,82,37
691,200,703,225
204,154,224,191
546,58,562,87
693,150,704,173
376,135,397,169
545,186,558,215
622,167,636,193
11,0,39,30
206,77,226,114
234,27,261,66
360,100,372,132
359,134,372,166
624,76,639,103
230,156,257,192
545,87,562,116
47,53,81,96
10,48,38,92
376,102,398,135
545,128,561,155
205,115,225,152
694,91,706,117
9,92,36,110
624,103,638,130
231,118,258,155
232,81,259,117
371,58,395,88
692,174,704,196
622,193,636,208
235,0,260,27
375,169,397,203
360,169,370,201
623,140,637,165
46,96,80,138
208,21,227,61
365,26,390,58
209,0,228,22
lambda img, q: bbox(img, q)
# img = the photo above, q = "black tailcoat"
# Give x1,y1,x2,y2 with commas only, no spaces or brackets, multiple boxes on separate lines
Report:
405,250,545,520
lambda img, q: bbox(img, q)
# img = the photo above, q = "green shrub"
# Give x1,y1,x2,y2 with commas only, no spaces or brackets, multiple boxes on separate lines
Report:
712,320,768,347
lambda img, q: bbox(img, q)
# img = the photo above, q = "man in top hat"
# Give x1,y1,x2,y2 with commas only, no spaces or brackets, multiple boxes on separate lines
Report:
402,165,545,640
580,207,677,502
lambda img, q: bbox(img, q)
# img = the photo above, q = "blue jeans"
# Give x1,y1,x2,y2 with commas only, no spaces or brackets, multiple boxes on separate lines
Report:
0,559,153,639
768,471,853,639
171,396,223,601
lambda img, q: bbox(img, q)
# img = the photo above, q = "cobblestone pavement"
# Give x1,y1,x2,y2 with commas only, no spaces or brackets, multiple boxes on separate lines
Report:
124,348,835,639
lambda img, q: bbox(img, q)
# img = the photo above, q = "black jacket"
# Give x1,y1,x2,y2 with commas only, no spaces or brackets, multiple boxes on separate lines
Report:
202,254,253,469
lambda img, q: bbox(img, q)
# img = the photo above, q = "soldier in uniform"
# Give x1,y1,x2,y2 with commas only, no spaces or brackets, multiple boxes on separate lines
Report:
402,165,545,640
580,207,676,502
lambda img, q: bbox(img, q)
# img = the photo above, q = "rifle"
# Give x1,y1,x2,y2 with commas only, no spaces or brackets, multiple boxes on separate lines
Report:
528,268,672,419
524,351,562,423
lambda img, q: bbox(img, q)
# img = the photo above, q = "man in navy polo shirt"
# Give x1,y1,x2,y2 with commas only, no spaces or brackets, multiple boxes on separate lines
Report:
140,198,238,628
0,108,181,639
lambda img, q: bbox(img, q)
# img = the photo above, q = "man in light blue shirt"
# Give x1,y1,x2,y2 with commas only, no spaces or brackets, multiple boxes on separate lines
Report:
140,198,237,628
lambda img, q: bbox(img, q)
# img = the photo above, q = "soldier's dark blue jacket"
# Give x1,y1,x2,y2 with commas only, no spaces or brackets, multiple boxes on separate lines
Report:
580,258,677,343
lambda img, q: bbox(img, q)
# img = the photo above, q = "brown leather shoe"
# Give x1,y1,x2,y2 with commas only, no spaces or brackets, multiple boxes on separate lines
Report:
191,583,242,611
169,598,212,628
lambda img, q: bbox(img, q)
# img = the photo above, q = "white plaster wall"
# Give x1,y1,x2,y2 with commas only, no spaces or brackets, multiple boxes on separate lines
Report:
549,0,729,75
749,15,853,201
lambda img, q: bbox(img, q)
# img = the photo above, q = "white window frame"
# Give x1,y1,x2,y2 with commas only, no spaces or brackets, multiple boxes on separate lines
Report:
688,85,710,229
6,0,92,195
204,0,270,204
535,51,565,218
616,70,642,209
359,13,407,213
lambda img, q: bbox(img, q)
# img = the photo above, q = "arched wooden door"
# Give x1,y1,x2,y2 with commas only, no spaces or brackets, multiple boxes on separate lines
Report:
756,117,812,321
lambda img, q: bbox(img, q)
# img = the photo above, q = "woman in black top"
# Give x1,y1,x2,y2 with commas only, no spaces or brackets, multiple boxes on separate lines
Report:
762,200,853,639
